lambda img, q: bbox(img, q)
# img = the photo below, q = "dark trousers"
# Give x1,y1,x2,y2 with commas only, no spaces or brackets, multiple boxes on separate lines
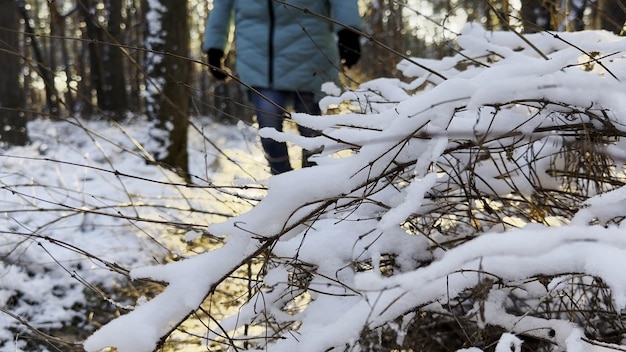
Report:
250,89,320,175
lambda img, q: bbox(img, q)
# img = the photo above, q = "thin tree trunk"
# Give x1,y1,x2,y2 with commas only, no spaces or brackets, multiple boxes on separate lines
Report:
521,0,556,32
17,0,60,115
599,0,626,34
102,0,129,119
78,0,106,117
49,1,76,113
0,0,28,145
146,0,190,180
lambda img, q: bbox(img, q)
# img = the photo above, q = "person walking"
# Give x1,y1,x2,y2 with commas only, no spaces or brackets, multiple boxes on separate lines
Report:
203,0,361,175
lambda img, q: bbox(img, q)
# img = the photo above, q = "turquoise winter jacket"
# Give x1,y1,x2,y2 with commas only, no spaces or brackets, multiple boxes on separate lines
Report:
203,0,361,97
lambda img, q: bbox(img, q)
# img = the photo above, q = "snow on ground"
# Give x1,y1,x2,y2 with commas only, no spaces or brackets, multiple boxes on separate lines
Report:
0,115,266,350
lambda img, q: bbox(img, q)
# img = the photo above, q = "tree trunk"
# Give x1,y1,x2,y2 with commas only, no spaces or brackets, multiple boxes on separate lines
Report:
17,0,60,115
145,0,190,180
599,0,626,34
78,0,105,116
126,0,148,113
0,0,28,146
78,0,128,119
102,0,129,119
521,0,557,32
49,1,77,113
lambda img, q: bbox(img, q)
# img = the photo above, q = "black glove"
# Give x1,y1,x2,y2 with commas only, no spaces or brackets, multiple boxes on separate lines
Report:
207,48,228,81
337,29,360,69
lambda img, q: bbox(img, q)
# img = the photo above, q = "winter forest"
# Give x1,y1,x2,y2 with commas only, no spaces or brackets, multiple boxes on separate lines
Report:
1,0,626,351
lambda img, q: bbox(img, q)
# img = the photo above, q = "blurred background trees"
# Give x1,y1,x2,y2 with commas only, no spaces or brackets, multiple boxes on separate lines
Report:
0,0,623,170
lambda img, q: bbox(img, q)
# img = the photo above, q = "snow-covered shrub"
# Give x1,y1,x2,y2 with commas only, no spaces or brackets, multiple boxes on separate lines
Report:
86,24,626,352
0,118,260,351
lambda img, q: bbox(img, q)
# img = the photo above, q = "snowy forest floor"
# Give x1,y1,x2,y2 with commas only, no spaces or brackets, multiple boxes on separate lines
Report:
1,115,270,351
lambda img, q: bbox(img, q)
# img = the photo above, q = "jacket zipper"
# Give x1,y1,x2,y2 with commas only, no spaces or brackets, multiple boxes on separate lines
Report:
268,0,275,87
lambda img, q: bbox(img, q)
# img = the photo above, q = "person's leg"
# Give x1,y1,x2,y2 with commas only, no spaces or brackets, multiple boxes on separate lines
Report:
250,89,292,175
293,91,322,168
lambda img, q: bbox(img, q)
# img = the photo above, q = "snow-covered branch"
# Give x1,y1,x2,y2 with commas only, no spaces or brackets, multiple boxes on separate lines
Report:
86,24,626,352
